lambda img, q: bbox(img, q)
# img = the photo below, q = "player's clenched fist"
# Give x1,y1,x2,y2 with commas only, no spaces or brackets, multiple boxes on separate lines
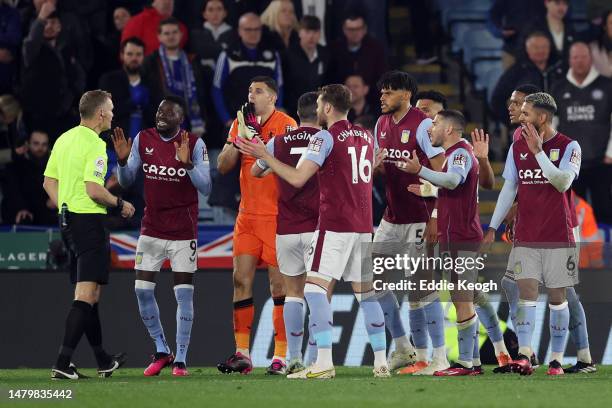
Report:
479,228,496,254
120,200,136,219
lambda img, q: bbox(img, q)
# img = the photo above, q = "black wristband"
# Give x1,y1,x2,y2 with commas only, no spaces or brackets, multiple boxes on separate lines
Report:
116,197,124,211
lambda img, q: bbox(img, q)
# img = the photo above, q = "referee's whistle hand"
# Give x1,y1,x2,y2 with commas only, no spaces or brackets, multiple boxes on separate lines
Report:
121,200,136,219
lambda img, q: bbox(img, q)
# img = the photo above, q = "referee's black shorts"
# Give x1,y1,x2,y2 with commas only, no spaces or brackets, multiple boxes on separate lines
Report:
60,211,110,285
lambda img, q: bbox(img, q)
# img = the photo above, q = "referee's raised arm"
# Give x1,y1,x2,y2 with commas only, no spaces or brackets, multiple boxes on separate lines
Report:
43,90,132,380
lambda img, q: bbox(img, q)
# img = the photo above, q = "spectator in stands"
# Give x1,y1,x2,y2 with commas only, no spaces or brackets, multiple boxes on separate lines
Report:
488,0,546,68
291,0,331,45
104,7,132,72
0,1,21,95
261,0,300,50
345,74,374,122
1,130,57,226
142,17,205,136
191,0,237,57
521,0,577,68
121,0,188,56
191,0,238,150
415,90,448,119
21,5,84,141
212,13,283,128
590,10,612,77
283,15,329,118
490,32,563,124
99,37,160,140
114,7,132,32
0,94,28,164
25,0,93,72
329,12,387,107
552,42,612,223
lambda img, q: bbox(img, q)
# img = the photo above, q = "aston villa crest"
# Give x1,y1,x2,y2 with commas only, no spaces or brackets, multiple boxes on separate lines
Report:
401,130,410,143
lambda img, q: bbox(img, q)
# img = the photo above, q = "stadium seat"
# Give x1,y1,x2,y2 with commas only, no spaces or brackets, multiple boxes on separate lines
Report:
484,65,504,103
462,28,503,67
441,0,492,28
473,59,502,92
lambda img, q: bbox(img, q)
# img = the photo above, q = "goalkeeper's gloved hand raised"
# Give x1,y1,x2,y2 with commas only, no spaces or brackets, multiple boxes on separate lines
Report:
240,102,262,140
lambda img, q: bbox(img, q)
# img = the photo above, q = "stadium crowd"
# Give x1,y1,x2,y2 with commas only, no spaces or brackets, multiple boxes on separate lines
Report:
0,0,610,228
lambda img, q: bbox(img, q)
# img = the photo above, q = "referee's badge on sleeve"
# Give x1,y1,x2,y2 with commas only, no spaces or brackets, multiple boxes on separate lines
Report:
94,157,105,178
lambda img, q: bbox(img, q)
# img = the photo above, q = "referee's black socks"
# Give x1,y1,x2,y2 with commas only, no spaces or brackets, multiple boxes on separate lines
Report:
55,300,92,369
85,303,112,368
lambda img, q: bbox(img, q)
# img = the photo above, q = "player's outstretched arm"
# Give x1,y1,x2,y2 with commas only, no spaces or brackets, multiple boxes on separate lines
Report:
471,128,495,190
396,150,462,190
114,128,141,188
250,138,276,178
236,137,318,188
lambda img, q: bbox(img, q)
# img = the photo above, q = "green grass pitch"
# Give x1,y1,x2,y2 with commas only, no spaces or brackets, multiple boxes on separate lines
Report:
2,366,611,407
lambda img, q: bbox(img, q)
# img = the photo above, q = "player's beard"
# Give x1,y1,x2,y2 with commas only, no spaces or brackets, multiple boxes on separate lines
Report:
382,101,402,115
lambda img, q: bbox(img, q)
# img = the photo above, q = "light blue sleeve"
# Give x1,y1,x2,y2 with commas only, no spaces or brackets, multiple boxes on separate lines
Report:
373,118,380,147
266,139,275,156
187,138,212,196
117,133,141,187
489,178,518,230
558,140,581,178
446,147,473,184
501,143,518,183
303,130,334,167
255,139,275,170
416,118,444,158
371,121,379,150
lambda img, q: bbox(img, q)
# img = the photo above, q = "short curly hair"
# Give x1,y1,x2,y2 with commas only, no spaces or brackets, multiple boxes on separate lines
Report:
525,92,557,122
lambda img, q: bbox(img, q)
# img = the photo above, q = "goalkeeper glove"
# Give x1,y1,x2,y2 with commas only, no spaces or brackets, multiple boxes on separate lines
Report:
241,102,262,140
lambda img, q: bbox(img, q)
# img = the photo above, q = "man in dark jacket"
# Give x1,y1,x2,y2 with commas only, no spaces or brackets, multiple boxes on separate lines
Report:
329,12,387,107
490,32,564,124
99,37,161,139
142,17,205,136
1,130,57,225
552,42,612,223
282,15,329,118
20,5,85,141
211,13,283,129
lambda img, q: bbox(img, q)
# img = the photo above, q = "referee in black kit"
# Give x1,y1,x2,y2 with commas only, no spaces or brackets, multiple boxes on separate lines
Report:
43,90,135,380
